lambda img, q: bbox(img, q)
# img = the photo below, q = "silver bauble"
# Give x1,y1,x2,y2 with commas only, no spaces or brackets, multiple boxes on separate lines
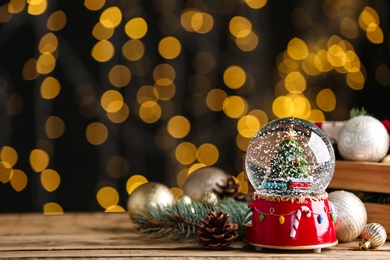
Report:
328,190,367,242
182,166,229,200
127,182,174,219
337,115,389,162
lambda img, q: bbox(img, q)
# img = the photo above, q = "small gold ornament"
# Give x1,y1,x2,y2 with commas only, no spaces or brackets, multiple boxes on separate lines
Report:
182,167,229,200
200,192,218,206
127,182,174,220
359,223,387,250
381,154,390,164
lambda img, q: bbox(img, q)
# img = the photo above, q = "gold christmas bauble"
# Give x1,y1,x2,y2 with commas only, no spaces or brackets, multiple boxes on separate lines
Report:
381,154,390,164
359,223,387,250
127,182,174,219
182,166,229,200
328,190,367,242
200,191,219,206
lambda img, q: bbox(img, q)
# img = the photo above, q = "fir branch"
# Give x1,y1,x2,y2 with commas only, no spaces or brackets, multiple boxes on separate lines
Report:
131,197,249,241
349,107,371,118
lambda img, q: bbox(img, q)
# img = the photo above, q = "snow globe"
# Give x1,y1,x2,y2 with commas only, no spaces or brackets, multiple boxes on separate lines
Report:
243,117,338,253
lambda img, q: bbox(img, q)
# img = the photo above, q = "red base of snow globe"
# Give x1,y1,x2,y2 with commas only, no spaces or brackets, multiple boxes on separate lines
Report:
244,192,338,253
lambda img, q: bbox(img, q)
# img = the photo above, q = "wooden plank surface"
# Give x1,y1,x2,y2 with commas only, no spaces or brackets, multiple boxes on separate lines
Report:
329,160,390,194
0,212,389,259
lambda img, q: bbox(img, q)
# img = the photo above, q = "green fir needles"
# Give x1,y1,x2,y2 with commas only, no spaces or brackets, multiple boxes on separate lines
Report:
131,197,249,241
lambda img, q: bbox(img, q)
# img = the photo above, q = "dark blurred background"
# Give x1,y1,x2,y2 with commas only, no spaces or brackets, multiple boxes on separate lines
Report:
0,0,389,212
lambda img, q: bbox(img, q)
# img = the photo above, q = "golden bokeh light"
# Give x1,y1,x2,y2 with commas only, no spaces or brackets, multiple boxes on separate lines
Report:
47,10,66,31
109,65,131,87
158,36,181,59
27,0,47,16
0,161,13,184
206,89,227,112
41,76,61,99
1,146,18,167
222,95,247,118
23,58,39,80
10,169,27,192
100,90,124,113
237,115,260,138
287,38,309,60
272,96,294,118
93,22,114,40
153,82,176,101
43,202,64,215
29,149,49,173
175,142,197,165
39,33,58,53
139,101,162,123
284,71,306,94
86,122,108,145
229,16,252,38
176,167,189,188
100,6,122,28
40,169,61,192
167,115,191,139
316,88,336,112
122,39,145,61
314,50,333,72
358,6,380,31
236,31,259,52
125,17,148,39
191,12,214,34
245,0,267,9
366,24,383,44
236,171,249,194
96,186,120,209
91,40,115,62
170,187,184,199
153,63,176,86
346,71,365,90
84,0,105,11
106,102,129,124
236,134,251,152
0,5,13,23
340,17,358,39
45,116,65,139
223,65,246,89
8,0,25,14
36,52,56,74
196,143,219,166
105,205,126,212
126,175,148,195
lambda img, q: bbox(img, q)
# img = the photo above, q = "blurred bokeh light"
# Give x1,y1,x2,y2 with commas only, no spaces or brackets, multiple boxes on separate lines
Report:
0,0,389,212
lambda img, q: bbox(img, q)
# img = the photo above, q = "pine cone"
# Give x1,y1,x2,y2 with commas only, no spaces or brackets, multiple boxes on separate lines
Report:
213,175,247,201
197,210,239,249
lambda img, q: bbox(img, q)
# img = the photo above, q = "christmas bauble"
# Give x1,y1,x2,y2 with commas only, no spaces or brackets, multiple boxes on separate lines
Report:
200,191,219,206
381,154,390,164
182,167,229,200
127,182,174,219
337,115,390,162
328,190,367,242
359,223,387,250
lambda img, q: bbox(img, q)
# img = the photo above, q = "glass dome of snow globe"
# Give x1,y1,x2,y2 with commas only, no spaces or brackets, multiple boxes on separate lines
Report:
245,117,335,196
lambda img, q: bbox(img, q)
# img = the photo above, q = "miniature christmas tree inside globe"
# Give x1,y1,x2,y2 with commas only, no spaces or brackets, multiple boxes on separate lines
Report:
245,117,335,196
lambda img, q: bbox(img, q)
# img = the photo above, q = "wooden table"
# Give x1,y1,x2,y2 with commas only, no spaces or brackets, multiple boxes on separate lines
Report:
0,212,389,259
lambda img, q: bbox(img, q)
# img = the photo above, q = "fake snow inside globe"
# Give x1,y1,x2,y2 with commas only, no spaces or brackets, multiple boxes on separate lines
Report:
243,117,338,253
